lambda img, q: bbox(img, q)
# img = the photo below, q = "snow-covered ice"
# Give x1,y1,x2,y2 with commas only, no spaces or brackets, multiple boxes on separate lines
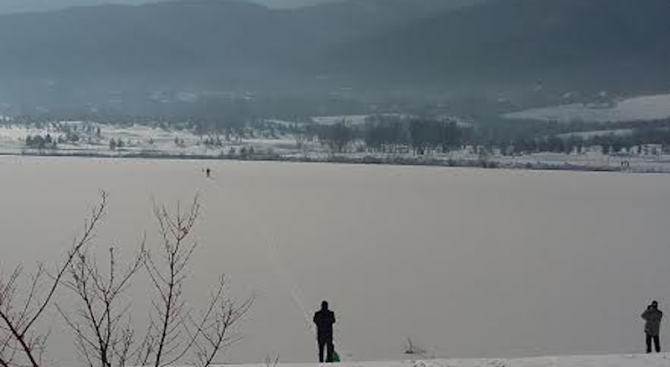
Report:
3,159,670,363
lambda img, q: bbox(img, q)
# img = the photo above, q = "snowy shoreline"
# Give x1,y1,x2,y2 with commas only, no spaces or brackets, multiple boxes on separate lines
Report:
3,150,669,175
216,354,670,367
3,119,670,174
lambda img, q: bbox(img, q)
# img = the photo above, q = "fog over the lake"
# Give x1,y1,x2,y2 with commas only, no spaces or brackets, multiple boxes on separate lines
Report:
2,157,669,365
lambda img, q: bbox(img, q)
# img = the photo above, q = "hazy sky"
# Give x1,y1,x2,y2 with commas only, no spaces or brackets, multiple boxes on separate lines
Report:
255,0,336,7
0,0,339,13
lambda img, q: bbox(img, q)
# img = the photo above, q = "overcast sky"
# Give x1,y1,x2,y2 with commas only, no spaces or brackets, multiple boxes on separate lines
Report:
255,0,336,7
0,0,339,13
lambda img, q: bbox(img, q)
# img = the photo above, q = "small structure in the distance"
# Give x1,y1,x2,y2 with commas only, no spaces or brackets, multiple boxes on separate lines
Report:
642,144,663,157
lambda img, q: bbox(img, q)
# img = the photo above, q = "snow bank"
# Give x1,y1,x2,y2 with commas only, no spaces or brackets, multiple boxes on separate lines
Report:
214,354,669,367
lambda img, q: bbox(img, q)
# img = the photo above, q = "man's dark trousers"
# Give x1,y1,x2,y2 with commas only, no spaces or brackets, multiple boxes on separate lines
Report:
647,334,661,353
318,336,334,363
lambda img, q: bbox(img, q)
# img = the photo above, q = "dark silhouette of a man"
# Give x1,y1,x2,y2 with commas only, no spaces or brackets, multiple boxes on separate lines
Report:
313,301,335,363
642,300,663,353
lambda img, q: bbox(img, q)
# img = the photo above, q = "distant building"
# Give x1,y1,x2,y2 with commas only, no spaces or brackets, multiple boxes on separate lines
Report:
642,144,663,157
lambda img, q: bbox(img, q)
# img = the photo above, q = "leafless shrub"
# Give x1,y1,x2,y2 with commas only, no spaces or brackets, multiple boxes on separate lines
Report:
0,192,108,367
59,196,254,367
57,245,144,367
264,353,280,367
404,337,426,356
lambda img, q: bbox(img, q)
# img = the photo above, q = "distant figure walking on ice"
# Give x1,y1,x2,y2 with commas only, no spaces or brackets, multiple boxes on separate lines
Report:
313,301,336,363
205,168,211,178
642,300,663,353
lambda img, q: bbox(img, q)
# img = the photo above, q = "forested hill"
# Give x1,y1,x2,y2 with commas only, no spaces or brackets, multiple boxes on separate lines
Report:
328,0,670,91
0,0,476,84
0,0,668,94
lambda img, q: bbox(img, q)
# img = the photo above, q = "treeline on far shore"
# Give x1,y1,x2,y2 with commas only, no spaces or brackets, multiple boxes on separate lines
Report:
5,113,670,157
299,116,670,156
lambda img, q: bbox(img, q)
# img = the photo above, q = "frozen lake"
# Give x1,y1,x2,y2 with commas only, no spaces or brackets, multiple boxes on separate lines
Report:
1,157,669,365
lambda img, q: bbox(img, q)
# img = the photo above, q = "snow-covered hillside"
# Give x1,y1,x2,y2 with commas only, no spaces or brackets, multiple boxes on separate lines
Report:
0,121,306,157
219,354,669,367
503,94,670,123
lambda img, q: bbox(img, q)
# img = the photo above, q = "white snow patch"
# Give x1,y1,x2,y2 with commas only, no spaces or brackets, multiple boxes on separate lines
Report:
503,94,670,123
312,115,372,125
265,119,307,127
311,114,412,126
557,129,634,139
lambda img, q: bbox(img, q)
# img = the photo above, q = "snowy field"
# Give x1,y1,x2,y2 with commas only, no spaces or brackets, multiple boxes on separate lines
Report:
311,115,472,128
2,158,670,365
503,94,670,123
0,121,310,157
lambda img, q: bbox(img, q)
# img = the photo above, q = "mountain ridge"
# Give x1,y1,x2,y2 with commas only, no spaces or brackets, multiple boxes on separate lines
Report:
0,0,667,96
329,0,670,91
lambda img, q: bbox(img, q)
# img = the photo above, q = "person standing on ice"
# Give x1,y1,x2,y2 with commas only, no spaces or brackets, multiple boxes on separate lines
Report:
642,300,663,353
313,301,336,363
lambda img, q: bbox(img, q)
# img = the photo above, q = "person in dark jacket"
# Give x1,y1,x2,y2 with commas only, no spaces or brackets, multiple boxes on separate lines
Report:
313,301,336,363
641,300,663,353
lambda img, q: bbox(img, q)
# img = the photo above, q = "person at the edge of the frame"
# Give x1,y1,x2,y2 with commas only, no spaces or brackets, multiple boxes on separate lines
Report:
642,300,663,353
313,301,336,363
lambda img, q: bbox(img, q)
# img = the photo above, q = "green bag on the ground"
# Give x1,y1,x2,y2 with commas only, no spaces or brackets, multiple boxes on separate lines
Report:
327,350,340,363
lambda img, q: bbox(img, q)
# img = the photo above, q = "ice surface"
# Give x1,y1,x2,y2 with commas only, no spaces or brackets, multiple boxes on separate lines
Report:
2,159,670,364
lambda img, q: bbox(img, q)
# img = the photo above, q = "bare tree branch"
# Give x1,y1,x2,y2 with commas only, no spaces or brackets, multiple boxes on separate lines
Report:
0,192,108,367
5,194,252,367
